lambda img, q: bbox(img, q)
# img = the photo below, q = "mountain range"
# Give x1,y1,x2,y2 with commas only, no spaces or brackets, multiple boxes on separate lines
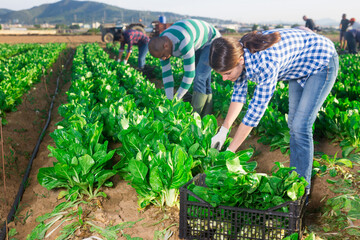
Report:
0,0,234,26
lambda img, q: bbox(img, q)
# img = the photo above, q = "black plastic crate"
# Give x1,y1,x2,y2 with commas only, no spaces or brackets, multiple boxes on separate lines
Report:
179,174,306,240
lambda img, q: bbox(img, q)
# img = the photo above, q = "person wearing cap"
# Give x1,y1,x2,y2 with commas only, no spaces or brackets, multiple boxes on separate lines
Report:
148,19,221,117
209,28,338,193
349,18,360,30
117,29,150,71
339,14,350,50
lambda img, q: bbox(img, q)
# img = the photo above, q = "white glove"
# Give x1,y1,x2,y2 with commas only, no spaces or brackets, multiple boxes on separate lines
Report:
211,126,229,150
122,59,128,64
117,59,120,62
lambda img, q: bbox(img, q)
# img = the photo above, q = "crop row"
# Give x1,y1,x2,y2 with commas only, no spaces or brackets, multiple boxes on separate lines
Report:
108,44,360,157
0,43,66,119
0,43,38,60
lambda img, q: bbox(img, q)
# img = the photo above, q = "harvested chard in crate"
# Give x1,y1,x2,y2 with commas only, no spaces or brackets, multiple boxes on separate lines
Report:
179,166,307,240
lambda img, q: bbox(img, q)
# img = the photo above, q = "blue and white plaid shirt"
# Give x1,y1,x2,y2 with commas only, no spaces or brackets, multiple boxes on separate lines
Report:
232,28,336,127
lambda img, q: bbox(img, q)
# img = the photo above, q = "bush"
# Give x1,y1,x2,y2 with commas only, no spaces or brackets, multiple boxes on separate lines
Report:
87,28,100,35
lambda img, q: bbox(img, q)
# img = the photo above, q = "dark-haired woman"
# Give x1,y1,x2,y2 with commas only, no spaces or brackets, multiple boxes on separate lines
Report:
210,29,338,190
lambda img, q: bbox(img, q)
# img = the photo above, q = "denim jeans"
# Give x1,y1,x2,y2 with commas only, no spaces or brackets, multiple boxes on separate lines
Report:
138,42,148,69
193,44,212,94
288,53,339,189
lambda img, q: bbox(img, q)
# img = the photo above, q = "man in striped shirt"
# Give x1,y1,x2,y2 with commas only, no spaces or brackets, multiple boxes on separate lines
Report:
148,19,221,117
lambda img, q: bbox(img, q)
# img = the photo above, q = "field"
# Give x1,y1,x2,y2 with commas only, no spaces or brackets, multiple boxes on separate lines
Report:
0,33,359,240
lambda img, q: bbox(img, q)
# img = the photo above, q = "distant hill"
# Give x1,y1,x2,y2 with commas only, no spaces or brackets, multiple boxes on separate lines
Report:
0,0,234,26
0,8,12,16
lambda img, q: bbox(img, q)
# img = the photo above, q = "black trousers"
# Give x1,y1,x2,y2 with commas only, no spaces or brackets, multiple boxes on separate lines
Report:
345,31,358,54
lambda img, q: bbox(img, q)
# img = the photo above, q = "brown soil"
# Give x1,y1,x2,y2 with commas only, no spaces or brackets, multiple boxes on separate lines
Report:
0,34,355,240
0,35,103,46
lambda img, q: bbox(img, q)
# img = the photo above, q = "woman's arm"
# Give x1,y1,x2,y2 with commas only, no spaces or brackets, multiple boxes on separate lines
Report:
222,101,253,152
222,101,244,129
227,123,253,152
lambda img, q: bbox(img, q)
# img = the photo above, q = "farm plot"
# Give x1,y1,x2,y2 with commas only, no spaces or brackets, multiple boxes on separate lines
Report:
0,38,359,240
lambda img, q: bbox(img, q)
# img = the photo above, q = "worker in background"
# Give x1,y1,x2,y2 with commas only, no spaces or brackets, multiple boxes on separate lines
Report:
345,28,360,54
117,29,150,71
339,14,350,50
209,28,338,196
302,15,319,32
148,19,221,117
349,18,360,30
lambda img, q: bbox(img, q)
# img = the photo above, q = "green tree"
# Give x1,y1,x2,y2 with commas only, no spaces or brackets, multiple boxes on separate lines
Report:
56,24,68,29
252,24,259,31
225,28,236,33
275,24,284,28
262,25,269,30
87,28,100,35
69,24,80,30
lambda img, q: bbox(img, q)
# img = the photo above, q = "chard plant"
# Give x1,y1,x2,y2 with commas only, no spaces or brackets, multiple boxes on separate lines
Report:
318,152,353,177
38,122,116,200
27,200,143,240
321,194,360,237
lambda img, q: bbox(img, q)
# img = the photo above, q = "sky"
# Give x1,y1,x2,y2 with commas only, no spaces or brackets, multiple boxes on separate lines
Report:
1,0,360,24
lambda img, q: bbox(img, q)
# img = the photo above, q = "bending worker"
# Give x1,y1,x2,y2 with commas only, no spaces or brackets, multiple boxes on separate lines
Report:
209,28,338,191
148,19,221,117
345,28,360,54
117,29,150,71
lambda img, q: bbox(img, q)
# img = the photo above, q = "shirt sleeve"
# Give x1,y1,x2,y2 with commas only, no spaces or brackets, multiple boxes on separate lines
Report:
240,61,279,127
160,58,174,99
176,48,195,99
231,76,248,104
125,33,133,52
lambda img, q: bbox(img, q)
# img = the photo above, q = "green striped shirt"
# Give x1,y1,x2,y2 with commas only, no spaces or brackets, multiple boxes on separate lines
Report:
160,19,221,99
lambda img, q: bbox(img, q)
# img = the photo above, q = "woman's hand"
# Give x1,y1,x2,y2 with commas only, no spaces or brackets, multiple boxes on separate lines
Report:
211,126,229,150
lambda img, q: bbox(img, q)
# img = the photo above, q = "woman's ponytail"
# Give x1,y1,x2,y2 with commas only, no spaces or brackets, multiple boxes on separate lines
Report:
240,31,281,53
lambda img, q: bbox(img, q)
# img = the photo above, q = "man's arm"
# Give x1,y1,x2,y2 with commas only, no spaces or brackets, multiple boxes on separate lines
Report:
118,49,124,62
175,49,196,99
123,51,131,63
160,59,175,99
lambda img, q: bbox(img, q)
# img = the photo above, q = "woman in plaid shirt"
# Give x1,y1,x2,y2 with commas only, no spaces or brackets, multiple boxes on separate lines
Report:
209,28,339,191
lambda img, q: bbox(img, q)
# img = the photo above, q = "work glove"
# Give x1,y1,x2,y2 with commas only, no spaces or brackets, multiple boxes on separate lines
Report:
211,126,229,150
117,59,120,62
122,59,128,65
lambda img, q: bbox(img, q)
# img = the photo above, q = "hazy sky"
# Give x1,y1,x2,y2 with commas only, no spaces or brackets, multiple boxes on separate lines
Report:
1,0,360,24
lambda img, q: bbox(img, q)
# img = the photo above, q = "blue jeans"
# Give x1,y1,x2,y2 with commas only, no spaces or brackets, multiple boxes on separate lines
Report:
138,42,148,69
288,53,339,189
193,44,212,94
